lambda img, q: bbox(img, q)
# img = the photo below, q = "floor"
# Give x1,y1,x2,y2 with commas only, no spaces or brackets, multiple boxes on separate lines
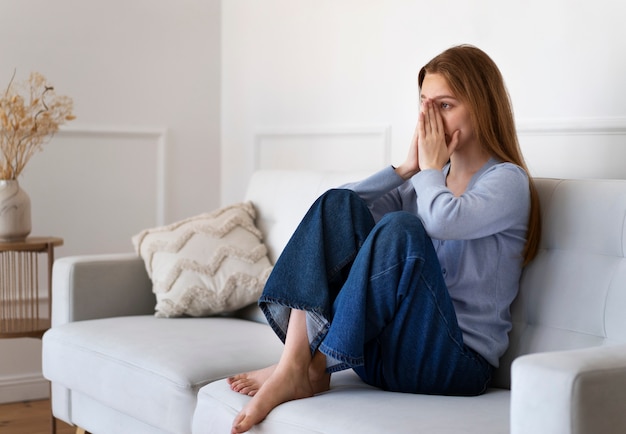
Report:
0,399,75,434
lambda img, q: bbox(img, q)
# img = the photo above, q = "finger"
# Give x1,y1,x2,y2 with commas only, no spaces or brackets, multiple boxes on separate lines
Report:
410,119,420,154
426,100,436,132
434,104,444,135
429,102,443,138
421,100,431,133
419,110,426,140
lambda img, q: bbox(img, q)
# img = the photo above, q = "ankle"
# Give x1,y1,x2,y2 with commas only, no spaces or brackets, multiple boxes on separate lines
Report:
308,350,328,383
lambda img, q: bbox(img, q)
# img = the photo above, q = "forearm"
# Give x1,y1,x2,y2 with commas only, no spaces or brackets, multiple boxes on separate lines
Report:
341,165,406,204
393,163,420,181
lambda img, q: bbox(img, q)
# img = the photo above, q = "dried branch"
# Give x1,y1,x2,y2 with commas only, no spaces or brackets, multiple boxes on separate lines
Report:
0,72,75,179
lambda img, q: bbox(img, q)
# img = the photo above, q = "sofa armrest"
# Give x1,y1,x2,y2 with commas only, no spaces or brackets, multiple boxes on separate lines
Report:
51,253,155,326
511,344,626,434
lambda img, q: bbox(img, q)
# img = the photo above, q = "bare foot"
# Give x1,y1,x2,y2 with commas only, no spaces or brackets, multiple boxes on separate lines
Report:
227,365,276,396
231,361,330,433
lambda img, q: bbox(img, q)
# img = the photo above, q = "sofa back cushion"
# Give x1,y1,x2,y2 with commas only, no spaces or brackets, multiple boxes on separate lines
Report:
494,178,626,388
244,170,372,263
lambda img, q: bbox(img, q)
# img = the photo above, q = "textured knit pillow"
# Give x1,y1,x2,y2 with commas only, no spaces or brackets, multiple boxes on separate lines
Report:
132,202,273,318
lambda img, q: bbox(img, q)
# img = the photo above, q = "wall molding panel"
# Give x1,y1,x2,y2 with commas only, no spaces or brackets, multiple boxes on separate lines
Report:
254,125,392,171
517,117,626,179
517,117,626,136
19,123,170,258
57,124,169,225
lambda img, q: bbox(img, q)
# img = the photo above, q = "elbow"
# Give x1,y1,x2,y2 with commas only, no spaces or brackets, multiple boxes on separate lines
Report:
420,216,449,239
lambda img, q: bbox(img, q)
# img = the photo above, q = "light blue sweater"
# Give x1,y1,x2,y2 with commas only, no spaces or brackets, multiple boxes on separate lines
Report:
343,158,530,367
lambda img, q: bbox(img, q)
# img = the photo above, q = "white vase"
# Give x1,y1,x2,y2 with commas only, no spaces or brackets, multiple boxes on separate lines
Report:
0,179,32,241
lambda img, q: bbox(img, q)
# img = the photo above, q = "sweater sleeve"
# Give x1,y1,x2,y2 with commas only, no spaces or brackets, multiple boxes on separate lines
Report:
341,166,405,201
411,163,530,240
341,166,408,220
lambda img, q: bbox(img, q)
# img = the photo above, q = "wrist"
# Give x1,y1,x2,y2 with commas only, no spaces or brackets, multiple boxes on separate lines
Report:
394,164,419,180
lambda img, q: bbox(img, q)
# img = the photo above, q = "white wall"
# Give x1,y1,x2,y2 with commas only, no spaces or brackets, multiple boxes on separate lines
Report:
0,0,220,403
221,0,626,204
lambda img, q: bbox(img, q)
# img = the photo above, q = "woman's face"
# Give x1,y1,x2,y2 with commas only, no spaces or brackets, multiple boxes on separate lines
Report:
420,72,475,149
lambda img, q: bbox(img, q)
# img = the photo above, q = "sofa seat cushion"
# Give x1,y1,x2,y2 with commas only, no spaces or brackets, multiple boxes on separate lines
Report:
42,315,283,434
193,370,510,433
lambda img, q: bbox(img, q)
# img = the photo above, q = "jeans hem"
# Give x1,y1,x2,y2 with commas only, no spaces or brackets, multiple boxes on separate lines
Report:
259,295,330,356
318,342,364,372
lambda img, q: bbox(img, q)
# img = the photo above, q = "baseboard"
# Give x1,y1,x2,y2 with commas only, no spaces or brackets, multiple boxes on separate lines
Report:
0,373,49,404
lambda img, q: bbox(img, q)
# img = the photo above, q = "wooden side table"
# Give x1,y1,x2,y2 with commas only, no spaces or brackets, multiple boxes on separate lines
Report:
0,237,63,339
0,237,63,434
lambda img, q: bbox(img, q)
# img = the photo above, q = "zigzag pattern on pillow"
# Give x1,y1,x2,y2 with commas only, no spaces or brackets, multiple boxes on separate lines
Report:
132,202,264,276
154,244,270,294
132,201,274,317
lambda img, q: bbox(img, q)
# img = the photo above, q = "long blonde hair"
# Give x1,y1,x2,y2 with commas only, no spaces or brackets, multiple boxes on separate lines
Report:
418,45,540,264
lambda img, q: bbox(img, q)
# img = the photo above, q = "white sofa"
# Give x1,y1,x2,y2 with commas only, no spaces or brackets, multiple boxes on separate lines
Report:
42,170,626,434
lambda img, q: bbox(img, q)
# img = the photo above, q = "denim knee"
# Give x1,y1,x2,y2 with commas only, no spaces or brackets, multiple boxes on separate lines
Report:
319,188,362,208
374,212,427,245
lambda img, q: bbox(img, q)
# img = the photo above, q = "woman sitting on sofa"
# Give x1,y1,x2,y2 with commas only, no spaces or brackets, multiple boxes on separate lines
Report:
227,44,541,434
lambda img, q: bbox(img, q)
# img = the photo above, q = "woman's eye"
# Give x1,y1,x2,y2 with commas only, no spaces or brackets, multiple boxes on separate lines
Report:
441,102,450,109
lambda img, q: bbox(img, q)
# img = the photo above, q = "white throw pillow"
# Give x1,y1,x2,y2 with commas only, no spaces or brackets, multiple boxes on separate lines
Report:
132,202,273,318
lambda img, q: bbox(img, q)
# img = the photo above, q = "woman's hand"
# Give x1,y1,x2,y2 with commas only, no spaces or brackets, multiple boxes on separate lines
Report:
394,118,421,180
418,99,459,171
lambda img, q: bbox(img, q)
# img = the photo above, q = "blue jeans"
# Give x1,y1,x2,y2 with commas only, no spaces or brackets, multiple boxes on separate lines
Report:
259,189,492,396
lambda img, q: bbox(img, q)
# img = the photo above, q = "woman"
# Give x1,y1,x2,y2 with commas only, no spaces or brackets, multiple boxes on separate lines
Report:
228,44,541,434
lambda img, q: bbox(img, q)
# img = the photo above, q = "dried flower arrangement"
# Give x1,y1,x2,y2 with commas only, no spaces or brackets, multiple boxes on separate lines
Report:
0,71,76,179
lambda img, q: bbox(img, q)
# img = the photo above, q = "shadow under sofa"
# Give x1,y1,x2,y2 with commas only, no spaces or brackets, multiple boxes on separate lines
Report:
43,170,626,434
